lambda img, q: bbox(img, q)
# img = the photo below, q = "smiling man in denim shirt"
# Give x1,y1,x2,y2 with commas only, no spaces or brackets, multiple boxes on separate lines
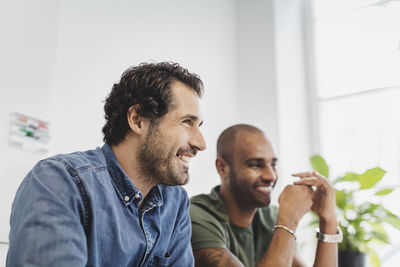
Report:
7,62,206,267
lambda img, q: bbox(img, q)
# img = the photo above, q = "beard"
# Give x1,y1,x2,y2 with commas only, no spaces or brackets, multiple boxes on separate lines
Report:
137,124,190,186
228,168,272,209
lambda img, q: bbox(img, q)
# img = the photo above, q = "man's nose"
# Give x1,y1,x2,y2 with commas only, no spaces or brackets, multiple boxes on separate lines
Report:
261,165,277,182
190,127,207,152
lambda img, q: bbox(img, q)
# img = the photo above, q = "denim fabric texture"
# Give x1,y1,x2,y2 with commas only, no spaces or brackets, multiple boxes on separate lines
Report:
7,144,194,267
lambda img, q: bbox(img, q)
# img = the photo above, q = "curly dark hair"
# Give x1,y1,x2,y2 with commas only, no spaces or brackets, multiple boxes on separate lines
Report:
102,62,204,145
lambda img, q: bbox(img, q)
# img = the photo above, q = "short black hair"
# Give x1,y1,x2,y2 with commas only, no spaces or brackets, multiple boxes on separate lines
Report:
102,62,203,145
217,124,264,165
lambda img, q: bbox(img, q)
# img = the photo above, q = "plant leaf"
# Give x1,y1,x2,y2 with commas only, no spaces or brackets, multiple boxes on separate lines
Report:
310,155,329,178
366,247,380,267
361,203,379,214
334,172,359,184
359,167,386,189
370,222,387,234
375,188,394,196
335,190,347,209
382,214,400,231
370,231,390,244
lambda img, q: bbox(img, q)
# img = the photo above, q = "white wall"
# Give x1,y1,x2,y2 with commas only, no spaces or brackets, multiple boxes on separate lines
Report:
0,244,7,267
0,0,60,264
236,0,279,145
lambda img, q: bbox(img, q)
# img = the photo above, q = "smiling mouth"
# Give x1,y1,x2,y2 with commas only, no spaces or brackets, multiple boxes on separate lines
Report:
177,154,193,164
255,185,273,194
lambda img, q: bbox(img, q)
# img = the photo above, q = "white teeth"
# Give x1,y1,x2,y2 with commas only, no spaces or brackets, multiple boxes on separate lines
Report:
178,154,191,163
257,186,272,193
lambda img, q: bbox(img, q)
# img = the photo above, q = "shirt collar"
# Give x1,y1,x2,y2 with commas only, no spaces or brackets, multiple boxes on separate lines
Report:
101,143,163,208
210,185,268,228
208,185,230,222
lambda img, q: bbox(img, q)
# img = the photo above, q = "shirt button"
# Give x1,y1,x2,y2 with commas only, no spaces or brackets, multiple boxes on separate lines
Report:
124,196,130,202
135,193,140,199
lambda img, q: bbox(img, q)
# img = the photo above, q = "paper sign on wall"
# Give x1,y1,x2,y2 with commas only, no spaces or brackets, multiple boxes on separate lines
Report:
9,113,50,152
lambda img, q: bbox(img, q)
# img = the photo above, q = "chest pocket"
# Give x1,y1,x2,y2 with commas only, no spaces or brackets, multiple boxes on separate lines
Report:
148,253,171,267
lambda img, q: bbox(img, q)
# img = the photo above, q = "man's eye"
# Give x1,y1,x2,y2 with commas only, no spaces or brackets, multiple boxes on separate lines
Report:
248,163,262,169
182,119,191,125
271,162,277,168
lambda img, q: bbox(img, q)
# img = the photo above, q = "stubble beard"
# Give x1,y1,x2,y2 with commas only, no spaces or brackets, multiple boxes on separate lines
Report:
137,125,188,186
229,169,271,209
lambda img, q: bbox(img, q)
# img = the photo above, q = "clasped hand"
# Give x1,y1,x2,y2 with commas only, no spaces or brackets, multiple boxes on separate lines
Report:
278,171,337,230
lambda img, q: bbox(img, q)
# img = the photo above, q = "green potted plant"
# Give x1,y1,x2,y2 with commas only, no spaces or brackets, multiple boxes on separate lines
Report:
309,155,400,267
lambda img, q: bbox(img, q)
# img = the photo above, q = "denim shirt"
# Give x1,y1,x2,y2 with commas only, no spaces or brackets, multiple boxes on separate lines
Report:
7,144,194,267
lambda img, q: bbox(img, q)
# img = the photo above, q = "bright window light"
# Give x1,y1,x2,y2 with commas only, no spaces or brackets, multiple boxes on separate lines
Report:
312,1,400,265
314,0,400,98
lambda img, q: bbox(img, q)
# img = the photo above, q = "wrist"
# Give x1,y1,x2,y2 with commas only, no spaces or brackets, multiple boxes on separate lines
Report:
277,214,299,231
319,218,339,234
273,225,297,240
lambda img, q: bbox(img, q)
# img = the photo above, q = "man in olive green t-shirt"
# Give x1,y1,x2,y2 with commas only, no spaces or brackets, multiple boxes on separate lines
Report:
190,124,341,267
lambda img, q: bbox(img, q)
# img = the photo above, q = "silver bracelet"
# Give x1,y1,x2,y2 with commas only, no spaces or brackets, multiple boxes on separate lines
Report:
316,227,343,243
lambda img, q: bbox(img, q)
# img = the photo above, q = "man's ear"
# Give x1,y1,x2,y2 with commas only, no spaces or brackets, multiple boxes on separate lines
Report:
216,157,230,179
127,105,148,135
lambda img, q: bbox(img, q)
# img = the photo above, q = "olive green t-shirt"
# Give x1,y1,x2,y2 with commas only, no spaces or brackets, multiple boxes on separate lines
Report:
190,186,279,267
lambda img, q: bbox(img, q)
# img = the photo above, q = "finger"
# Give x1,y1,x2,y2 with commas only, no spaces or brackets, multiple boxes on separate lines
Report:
294,178,335,197
293,177,322,187
310,171,334,188
291,184,314,193
292,171,315,178
293,171,330,185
